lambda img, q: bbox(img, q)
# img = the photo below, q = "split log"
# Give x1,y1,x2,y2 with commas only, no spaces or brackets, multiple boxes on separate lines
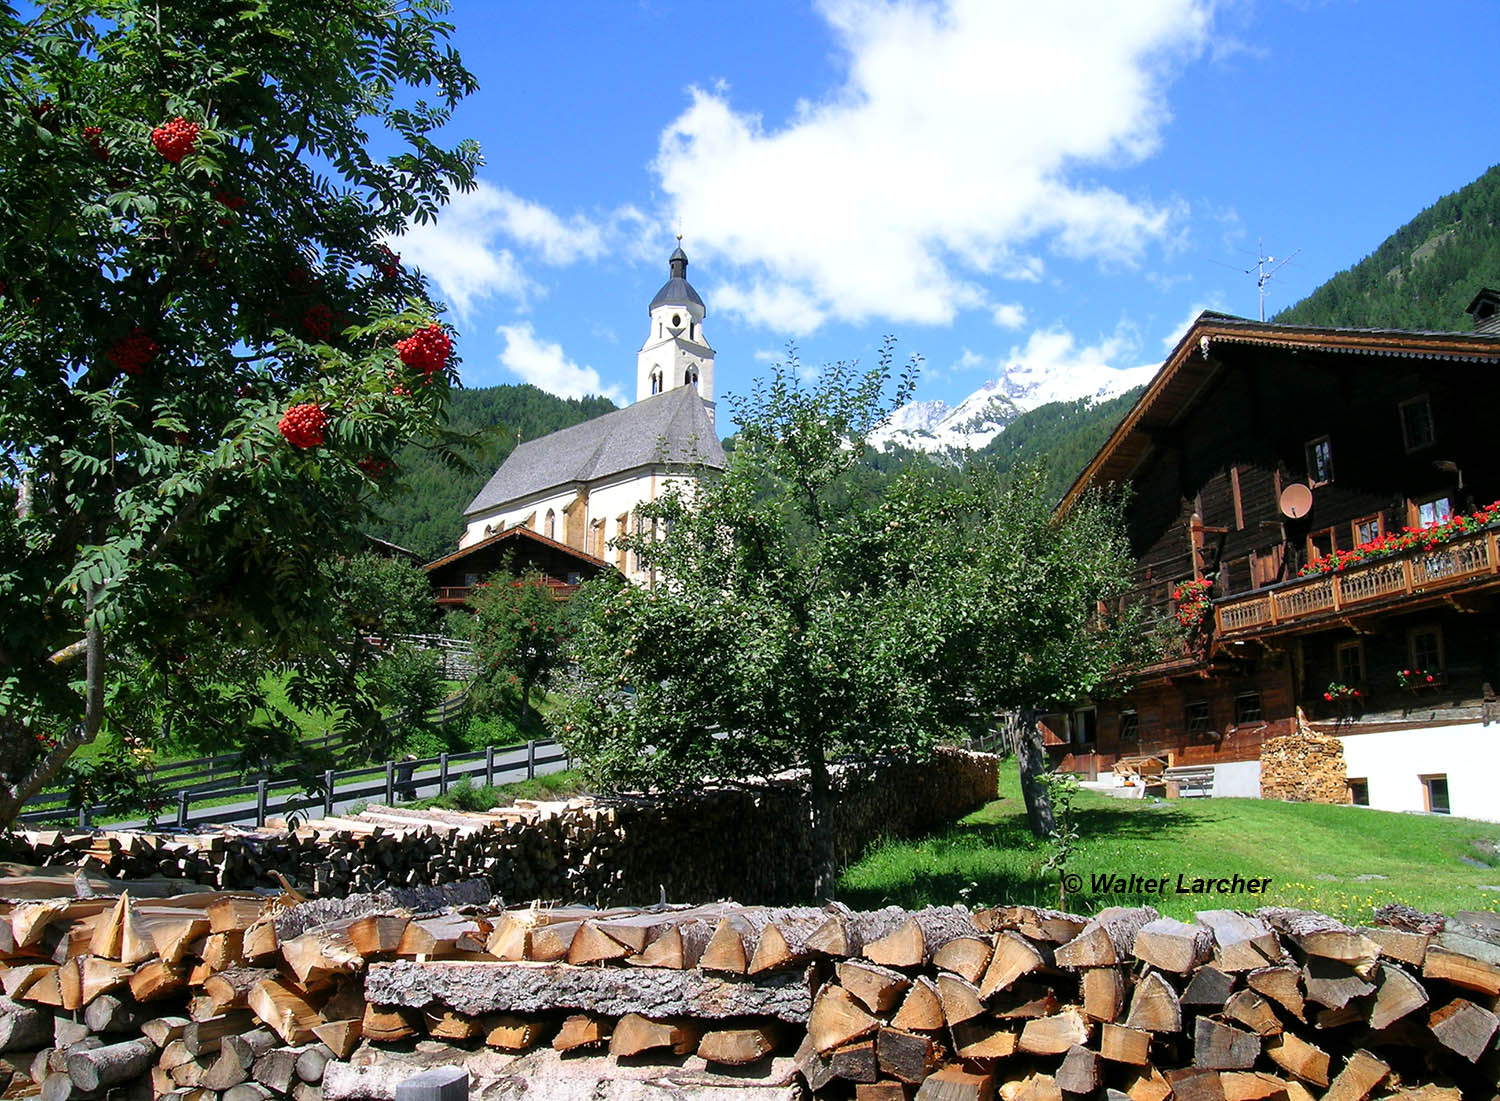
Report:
201,967,278,1015
312,1018,362,1060
567,921,634,966
978,932,1046,998
1181,965,1235,1009
973,905,1086,944
989,980,1060,1019
1056,1044,1101,1094
935,974,985,1026
1359,925,1428,968
183,1011,256,1056
1134,917,1212,974
1123,970,1181,1033
1422,931,1500,996
1265,1032,1330,1088
1260,910,1378,972
1161,1067,1224,1101
553,1012,610,1052
856,1083,911,1101
806,906,912,960
1219,1071,1296,1100
865,907,975,969
364,959,815,1023
361,1003,420,1042
837,960,911,1015
248,978,320,1044
1247,965,1305,1019
608,1013,699,1057
1081,967,1126,1022
1323,1049,1389,1101
127,960,186,1003
347,914,408,958
141,1016,191,1047
795,1033,839,1094
1194,1016,1261,1070
423,1007,484,1040
890,976,944,1032
0,995,48,1052
697,1023,779,1065
952,1019,1018,1059
1427,997,1498,1063
877,1027,942,1084
1302,957,1374,1010
932,937,991,985
829,1038,879,1083
748,910,827,975
82,992,142,1035
1099,1022,1151,1065
1222,989,1282,1036
1055,907,1159,969
913,1064,995,1100
483,1014,550,1052
627,918,713,970
1198,911,1283,972
1017,1008,1089,1055
1367,963,1428,1030
809,985,881,1053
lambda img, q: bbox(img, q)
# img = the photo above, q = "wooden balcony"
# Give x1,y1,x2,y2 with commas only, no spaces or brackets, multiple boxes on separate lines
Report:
433,579,581,606
1214,528,1500,639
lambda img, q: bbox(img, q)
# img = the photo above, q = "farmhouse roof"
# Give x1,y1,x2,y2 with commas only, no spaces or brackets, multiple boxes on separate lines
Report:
424,523,610,574
464,386,726,517
1057,311,1500,514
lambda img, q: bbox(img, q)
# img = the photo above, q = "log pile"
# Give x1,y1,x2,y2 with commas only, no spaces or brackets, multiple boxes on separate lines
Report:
0,869,1496,1099
1260,722,1349,805
13,748,999,905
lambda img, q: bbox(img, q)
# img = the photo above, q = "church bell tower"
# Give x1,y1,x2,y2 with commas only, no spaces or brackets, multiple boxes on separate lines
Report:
637,238,715,421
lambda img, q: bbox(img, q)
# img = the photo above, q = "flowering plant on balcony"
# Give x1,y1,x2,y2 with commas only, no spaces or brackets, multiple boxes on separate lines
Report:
1397,668,1436,690
1323,682,1361,702
1299,500,1500,576
1171,576,1215,630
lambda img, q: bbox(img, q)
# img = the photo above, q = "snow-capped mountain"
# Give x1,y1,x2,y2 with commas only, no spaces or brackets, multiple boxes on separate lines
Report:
870,360,1156,453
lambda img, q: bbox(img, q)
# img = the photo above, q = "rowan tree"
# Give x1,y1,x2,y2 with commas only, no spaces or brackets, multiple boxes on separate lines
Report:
468,570,571,730
0,1,480,822
556,345,1150,900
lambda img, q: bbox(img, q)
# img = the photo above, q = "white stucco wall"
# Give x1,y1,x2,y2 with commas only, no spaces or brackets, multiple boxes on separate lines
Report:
1212,760,1263,798
458,485,578,551
1339,721,1500,822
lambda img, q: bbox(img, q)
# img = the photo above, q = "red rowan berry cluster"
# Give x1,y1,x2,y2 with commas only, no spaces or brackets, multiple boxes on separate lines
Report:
357,455,391,478
108,328,159,375
278,403,327,448
374,245,401,280
302,303,333,341
214,191,245,211
151,116,199,163
395,324,452,376
82,125,108,160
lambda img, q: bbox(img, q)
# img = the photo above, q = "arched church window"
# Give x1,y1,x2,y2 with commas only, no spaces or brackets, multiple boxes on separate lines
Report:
684,364,699,390
650,368,663,395
545,510,555,540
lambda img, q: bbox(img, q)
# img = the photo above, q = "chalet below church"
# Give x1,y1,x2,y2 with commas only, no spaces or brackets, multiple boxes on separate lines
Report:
449,242,725,589
1048,294,1500,821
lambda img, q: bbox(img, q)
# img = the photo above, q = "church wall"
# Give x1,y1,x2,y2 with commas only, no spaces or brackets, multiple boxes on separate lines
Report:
459,485,581,550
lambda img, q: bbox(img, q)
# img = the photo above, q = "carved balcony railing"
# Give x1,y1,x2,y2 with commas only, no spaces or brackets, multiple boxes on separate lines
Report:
1214,529,1500,639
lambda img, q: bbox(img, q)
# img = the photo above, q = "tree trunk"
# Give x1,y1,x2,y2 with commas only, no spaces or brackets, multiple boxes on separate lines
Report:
1014,706,1054,838
806,744,839,903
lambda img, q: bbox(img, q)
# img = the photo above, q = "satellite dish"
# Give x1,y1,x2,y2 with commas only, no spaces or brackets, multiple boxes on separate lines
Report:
1279,483,1313,520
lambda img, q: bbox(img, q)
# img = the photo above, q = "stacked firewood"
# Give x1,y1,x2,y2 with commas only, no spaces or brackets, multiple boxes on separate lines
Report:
14,748,999,906
0,866,1497,1099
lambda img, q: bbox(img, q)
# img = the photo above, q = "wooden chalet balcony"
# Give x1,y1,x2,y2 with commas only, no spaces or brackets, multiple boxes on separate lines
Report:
1214,528,1500,638
434,579,581,606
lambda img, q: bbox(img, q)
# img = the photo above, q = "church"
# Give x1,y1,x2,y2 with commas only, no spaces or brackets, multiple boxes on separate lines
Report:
451,242,726,587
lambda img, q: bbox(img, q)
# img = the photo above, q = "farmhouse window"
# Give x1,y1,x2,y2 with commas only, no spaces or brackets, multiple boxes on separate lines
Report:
1305,436,1333,486
1352,514,1382,545
1422,774,1450,814
1306,528,1335,564
1185,700,1212,735
1117,709,1139,741
1415,495,1453,529
1070,708,1098,746
1233,691,1262,724
1408,625,1444,673
1400,394,1435,452
1335,640,1365,686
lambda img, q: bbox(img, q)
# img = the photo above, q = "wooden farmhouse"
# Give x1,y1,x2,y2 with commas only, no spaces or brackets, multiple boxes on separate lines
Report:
424,524,615,607
1045,292,1500,821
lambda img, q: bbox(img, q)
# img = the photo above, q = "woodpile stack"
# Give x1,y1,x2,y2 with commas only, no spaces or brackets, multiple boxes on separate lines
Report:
13,748,999,905
0,866,1496,1099
1260,718,1349,805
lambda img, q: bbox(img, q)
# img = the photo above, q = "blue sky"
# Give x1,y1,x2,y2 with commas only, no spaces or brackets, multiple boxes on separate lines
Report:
398,0,1500,415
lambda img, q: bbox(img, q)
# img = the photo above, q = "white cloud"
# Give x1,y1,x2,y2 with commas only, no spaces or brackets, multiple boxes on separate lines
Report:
397,181,621,322
1161,297,1228,352
994,321,1158,406
654,0,1212,332
991,303,1027,330
497,323,626,404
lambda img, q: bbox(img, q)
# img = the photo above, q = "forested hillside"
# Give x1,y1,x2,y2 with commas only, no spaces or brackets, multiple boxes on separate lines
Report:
365,385,616,560
1276,163,1500,331
975,389,1143,505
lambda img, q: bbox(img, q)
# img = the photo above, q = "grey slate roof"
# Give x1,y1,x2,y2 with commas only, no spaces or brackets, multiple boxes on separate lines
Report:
464,386,726,517
649,276,705,312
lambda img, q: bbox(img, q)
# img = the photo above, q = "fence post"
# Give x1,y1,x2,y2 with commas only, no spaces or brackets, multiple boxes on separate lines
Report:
176,789,189,829
385,761,395,805
77,804,89,830
395,1067,468,1100
324,770,335,817
526,740,537,781
439,752,449,795
485,745,495,787
255,780,268,827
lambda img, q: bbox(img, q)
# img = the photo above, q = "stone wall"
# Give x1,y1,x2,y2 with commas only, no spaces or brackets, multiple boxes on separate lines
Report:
1259,728,1348,803
16,748,999,905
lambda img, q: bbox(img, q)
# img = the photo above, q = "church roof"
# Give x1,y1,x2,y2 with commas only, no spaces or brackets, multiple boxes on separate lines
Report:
464,386,726,517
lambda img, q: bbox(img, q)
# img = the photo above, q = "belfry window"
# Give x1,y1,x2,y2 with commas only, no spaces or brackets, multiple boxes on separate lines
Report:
684,365,699,389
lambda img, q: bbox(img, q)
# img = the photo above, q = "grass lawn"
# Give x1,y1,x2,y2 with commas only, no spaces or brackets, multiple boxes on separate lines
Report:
409,769,588,812
840,766,1500,922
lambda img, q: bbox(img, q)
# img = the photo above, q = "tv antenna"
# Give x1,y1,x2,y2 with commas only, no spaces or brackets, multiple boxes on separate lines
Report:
1213,239,1301,321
